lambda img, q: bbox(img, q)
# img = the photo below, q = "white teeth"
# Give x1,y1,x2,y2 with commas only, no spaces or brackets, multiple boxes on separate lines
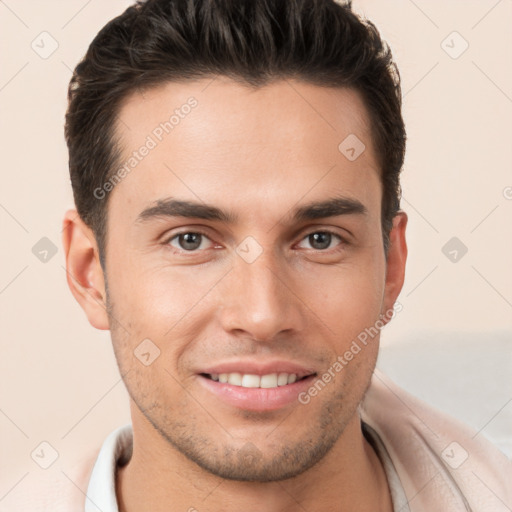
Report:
260,373,278,388
277,373,289,386
241,374,261,387
208,372,300,388
227,372,242,386
287,374,297,384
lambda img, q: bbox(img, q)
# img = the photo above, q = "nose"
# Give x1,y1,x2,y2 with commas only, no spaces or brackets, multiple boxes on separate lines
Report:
217,245,306,343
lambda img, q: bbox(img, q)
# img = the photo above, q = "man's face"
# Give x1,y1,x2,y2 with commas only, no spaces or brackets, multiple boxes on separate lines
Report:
103,78,402,481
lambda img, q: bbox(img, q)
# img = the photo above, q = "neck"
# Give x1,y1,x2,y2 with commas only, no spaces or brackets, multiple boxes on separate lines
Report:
116,402,393,512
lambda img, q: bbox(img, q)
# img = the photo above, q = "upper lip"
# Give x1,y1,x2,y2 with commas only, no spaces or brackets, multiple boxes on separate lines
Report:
198,360,317,380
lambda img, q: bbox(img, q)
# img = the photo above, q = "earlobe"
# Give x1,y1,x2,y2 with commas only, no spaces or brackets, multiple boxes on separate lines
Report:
62,209,110,330
382,212,408,321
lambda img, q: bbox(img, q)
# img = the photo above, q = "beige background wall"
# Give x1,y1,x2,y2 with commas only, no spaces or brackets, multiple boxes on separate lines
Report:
1,0,511,501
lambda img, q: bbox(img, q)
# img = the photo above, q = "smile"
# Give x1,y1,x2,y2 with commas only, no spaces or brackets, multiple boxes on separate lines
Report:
197,369,317,412
202,372,307,389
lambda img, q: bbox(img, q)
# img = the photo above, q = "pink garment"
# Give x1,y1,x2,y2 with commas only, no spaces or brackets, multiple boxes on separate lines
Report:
360,370,512,511
2,370,510,511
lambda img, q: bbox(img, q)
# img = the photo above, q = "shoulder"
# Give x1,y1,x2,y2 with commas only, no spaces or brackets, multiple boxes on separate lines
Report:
361,370,512,511
1,444,100,512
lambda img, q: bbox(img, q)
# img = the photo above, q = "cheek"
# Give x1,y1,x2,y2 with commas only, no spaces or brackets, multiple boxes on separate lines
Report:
105,253,230,375
107,249,218,324
294,253,386,338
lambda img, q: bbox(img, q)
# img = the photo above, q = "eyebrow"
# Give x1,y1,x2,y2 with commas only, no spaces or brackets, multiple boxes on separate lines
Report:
135,195,367,225
136,198,236,224
294,196,367,221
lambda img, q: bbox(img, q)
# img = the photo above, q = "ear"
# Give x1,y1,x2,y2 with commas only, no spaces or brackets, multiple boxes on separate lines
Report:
381,212,408,322
62,209,110,330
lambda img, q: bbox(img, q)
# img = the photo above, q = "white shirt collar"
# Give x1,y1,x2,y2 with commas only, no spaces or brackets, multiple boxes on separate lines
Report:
84,423,132,512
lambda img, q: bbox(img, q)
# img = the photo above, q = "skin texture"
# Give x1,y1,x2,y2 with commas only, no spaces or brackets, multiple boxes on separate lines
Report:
62,78,407,512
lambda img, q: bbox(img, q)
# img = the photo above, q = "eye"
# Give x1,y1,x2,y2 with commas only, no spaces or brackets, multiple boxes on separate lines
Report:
167,232,214,251
297,231,344,251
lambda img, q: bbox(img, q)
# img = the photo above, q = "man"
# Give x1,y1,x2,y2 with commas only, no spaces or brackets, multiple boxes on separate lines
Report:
10,0,511,510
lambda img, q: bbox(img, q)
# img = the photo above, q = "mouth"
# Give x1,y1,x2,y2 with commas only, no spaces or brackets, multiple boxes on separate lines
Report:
196,365,318,411
200,372,314,389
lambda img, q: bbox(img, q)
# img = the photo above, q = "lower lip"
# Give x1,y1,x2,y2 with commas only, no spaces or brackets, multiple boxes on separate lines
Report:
197,374,316,411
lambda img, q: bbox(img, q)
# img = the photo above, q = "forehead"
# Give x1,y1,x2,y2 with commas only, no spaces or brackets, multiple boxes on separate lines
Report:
110,78,381,224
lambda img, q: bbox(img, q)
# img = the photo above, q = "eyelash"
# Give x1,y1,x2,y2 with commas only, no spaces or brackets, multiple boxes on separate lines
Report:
163,229,347,254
